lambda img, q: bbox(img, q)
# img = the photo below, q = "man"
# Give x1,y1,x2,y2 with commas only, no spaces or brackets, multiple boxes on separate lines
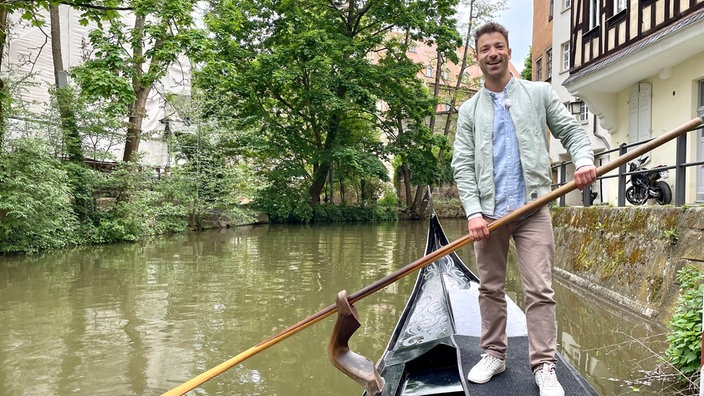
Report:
451,22,597,396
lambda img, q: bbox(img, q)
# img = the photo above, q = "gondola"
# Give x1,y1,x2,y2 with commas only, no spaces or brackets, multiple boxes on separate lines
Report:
329,212,598,395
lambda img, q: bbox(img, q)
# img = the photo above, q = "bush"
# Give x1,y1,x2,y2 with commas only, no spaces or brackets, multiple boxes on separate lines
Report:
312,203,397,223
665,265,703,377
88,166,190,243
0,139,80,254
254,180,313,223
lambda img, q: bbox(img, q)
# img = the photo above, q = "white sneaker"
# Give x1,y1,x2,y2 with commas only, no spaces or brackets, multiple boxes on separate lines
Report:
467,353,506,383
534,362,565,396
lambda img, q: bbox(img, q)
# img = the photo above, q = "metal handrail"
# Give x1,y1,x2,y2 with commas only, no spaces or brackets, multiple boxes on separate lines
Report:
551,124,704,207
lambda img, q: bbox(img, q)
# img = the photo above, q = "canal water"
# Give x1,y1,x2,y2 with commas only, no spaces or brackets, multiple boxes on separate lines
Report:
0,218,667,395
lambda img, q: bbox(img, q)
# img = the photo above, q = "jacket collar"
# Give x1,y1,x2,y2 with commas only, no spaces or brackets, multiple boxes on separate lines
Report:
482,75,514,96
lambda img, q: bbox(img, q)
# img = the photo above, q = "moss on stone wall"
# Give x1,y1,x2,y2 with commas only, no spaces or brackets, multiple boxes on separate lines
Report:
552,206,704,325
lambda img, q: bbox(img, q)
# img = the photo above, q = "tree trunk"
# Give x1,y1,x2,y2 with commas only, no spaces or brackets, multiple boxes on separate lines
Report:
122,15,151,163
401,163,412,207
408,46,446,217
50,4,84,163
309,91,343,206
0,6,8,148
439,4,475,164
123,87,150,162
427,51,444,134
410,184,427,217
50,5,97,221
417,185,432,218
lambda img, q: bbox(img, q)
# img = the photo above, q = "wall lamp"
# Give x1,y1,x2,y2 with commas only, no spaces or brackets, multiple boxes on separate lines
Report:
569,100,583,115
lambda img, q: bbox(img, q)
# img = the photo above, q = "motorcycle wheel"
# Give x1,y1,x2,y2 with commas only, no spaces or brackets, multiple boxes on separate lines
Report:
626,186,647,205
654,181,672,205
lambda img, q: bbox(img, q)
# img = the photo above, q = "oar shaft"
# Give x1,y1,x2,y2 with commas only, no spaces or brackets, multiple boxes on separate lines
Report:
163,116,703,396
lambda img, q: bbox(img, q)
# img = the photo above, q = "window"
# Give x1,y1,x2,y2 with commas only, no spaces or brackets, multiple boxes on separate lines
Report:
563,0,571,10
614,0,627,14
425,65,433,78
579,101,589,122
588,0,599,30
535,57,543,81
409,43,418,53
561,42,570,71
443,68,449,80
546,48,553,80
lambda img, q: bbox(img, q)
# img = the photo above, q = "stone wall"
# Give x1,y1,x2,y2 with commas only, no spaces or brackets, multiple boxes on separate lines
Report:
551,206,704,325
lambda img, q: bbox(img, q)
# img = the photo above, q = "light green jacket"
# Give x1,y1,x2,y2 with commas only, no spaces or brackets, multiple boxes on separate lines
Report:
451,78,594,217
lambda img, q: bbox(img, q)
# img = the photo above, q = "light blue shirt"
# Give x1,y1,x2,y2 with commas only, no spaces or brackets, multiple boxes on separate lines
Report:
487,79,526,219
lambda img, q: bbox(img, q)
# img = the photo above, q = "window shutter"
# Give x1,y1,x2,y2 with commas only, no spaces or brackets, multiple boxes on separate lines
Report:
628,82,652,144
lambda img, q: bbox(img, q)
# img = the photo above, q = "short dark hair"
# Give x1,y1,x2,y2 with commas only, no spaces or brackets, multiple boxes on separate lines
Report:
474,22,510,50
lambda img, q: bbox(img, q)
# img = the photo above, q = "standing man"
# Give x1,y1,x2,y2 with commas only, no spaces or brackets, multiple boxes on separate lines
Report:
451,22,596,396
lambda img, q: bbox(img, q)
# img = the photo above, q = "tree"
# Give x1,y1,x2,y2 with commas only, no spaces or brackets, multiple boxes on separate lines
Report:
400,0,462,218
404,0,505,218
71,0,205,163
198,0,462,217
521,45,532,80
0,6,8,148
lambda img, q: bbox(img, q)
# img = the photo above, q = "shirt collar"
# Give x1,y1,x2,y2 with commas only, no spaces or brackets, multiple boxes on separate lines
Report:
483,75,514,96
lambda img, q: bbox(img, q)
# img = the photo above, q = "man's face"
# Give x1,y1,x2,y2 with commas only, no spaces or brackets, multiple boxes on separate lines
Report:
476,32,512,82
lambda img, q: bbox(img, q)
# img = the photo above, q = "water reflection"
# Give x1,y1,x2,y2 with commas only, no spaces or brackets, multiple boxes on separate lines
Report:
0,219,668,395
555,281,667,395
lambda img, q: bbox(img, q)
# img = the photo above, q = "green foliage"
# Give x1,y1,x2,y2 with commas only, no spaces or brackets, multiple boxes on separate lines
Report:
662,228,679,246
70,0,206,161
312,204,397,223
665,265,703,377
72,0,204,102
166,125,257,227
521,46,533,80
391,123,451,186
88,165,191,243
377,186,401,208
88,166,152,243
254,176,313,224
196,0,462,209
0,139,80,254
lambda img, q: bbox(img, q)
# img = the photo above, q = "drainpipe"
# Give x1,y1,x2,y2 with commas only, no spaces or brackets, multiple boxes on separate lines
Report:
593,114,610,150
592,115,609,205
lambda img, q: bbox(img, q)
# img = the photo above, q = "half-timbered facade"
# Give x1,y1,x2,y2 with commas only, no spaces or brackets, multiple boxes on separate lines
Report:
563,0,704,203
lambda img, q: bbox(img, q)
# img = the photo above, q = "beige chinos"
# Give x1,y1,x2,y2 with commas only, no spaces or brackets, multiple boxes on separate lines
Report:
473,205,557,371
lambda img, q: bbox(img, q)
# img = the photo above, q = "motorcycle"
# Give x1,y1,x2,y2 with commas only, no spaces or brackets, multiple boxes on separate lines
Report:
625,155,672,205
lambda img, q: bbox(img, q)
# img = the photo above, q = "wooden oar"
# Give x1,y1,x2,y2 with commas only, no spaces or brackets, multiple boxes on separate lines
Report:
162,116,703,396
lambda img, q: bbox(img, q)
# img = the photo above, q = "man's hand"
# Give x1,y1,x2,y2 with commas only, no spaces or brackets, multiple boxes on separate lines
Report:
468,216,490,241
574,164,597,190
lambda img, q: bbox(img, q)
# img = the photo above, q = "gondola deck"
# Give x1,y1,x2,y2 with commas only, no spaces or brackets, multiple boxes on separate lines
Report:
349,213,598,395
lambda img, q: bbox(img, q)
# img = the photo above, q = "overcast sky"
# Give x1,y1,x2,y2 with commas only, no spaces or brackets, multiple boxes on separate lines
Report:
494,1,534,73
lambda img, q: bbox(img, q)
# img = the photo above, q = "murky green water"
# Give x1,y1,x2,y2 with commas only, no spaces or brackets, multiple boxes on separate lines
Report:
0,219,667,395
